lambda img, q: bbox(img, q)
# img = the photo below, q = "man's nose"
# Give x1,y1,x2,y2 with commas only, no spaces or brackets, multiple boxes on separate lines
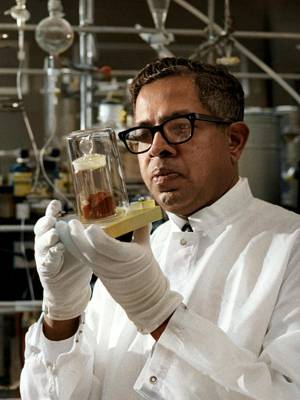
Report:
149,130,176,157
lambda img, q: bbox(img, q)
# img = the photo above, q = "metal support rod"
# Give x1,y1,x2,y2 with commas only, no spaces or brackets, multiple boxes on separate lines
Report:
233,39,300,104
207,0,215,39
173,0,300,105
224,0,230,33
207,0,215,63
1,22,300,40
3,67,300,80
235,72,300,80
0,225,34,232
44,55,58,142
234,31,300,40
79,0,94,129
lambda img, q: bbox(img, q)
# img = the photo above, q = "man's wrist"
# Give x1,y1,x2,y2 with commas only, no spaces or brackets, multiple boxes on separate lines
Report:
151,314,173,341
43,315,80,341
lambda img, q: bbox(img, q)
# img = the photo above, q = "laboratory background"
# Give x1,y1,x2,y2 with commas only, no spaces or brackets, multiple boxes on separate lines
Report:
0,0,300,398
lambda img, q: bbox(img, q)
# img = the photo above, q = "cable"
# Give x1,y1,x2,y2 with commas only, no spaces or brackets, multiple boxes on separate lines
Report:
19,217,35,301
15,8,41,191
39,129,74,209
16,62,41,191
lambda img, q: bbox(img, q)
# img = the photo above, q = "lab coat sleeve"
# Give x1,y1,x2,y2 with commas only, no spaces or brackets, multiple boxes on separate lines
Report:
135,248,300,399
20,313,101,400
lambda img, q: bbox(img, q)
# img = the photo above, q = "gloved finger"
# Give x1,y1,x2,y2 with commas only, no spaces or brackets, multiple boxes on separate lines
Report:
132,224,151,245
66,220,104,264
38,242,64,276
45,199,62,218
34,215,56,236
35,228,60,255
68,220,137,264
83,222,136,262
55,220,85,263
67,219,123,264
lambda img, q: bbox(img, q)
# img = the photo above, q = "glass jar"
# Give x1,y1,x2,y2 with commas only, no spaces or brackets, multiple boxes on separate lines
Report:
65,128,129,223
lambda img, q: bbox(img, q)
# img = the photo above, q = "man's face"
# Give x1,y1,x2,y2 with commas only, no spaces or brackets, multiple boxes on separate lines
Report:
135,75,240,217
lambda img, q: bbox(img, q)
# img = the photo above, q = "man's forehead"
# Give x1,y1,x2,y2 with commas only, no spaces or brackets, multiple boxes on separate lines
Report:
133,77,206,124
134,109,194,126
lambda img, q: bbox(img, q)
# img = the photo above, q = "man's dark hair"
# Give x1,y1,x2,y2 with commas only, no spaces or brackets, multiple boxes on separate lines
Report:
130,57,245,121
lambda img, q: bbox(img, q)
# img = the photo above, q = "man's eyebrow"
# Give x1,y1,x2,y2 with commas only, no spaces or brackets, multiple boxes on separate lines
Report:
135,110,193,126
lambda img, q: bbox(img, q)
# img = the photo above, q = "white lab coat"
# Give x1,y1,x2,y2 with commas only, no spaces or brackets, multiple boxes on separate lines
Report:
20,178,300,399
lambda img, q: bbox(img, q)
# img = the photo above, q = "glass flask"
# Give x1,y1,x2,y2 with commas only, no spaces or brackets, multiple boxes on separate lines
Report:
35,16,74,55
35,0,74,57
66,128,129,223
147,0,171,30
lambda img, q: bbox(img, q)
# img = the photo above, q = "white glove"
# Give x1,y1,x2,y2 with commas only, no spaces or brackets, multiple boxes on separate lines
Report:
34,200,93,320
56,219,183,334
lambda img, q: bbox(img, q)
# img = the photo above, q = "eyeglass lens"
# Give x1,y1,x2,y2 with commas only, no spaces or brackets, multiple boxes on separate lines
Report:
125,116,192,154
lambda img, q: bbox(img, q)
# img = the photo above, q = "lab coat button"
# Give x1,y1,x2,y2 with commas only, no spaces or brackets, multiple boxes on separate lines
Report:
180,238,187,246
149,375,158,384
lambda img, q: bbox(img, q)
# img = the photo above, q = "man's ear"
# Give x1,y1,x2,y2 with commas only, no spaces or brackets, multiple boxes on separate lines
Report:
227,122,249,162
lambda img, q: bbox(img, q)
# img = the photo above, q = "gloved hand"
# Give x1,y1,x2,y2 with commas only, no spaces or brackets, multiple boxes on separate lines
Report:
56,219,183,334
34,200,93,320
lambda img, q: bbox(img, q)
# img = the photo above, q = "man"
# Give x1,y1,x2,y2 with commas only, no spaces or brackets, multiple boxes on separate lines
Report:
21,57,300,399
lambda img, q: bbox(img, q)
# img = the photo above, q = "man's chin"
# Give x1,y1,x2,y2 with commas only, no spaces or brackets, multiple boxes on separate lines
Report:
155,190,202,217
155,191,184,213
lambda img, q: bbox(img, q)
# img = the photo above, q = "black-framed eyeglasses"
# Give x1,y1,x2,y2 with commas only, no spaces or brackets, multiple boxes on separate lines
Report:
118,112,235,155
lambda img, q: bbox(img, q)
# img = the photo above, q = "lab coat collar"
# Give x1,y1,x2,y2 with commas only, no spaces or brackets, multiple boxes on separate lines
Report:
166,177,253,236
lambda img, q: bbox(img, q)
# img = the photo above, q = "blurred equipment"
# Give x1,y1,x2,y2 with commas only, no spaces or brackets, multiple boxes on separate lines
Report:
38,55,73,206
4,0,30,24
239,108,281,204
135,24,174,58
276,106,300,211
175,0,300,105
136,0,174,58
35,5,75,206
35,0,73,192
0,186,14,218
4,0,30,61
147,0,171,31
79,0,96,129
9,149,32,200
98,98,124,130
5,0,40,192
43,56,59,143
190,0,240,65
216,0,240,66
35,0,74,56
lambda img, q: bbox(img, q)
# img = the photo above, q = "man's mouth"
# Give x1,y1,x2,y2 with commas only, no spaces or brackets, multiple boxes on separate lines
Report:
151,167,179,185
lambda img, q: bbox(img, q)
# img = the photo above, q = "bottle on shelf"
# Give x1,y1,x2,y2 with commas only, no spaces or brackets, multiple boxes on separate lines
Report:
9,149,33,202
